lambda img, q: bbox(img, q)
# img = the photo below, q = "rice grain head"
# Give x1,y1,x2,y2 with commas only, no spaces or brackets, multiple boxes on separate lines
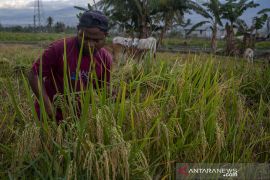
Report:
16,123,41,160
96,109,104,144
215,122,225,153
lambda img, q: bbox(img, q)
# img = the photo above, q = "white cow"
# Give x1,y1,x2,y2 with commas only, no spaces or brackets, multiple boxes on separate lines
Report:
132,37,157,59
112,36,133,47
243,48,254,63
112,36,134,65
236,35,244,41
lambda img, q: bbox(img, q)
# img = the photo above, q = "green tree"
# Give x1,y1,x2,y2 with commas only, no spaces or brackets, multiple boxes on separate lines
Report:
47,16,54,32
54,22,65,33
151,0,198,46
186,0,223,53
267,17,270,36
237,8,270,51
101,0,201,44
221,0,259,55
101,0,153,38
74,0,213,45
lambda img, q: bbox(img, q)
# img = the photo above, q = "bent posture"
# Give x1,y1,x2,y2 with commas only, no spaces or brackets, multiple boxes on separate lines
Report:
28,10,113,122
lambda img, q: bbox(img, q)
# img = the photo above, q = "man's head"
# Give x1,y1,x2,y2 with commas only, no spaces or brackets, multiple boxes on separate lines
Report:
77,10,109,53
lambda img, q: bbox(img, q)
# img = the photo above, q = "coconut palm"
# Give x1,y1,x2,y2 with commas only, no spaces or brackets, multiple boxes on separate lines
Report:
186,0,223,53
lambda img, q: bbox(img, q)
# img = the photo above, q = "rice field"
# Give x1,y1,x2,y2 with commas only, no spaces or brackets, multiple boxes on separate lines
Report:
0,42,270,179
0,32,70,43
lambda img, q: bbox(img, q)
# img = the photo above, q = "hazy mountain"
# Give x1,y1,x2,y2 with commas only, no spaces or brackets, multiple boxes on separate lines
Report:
0,6,83,26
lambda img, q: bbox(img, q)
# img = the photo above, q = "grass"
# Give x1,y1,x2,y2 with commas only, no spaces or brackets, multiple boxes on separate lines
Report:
0,42,270,179
0,31,228,50
255,41,270,49
162,37,225,49
1,31,269,51
0,31,72,44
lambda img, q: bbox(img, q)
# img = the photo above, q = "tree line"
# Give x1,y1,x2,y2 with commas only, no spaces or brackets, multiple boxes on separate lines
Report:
75,0,270,55
0,16,75,33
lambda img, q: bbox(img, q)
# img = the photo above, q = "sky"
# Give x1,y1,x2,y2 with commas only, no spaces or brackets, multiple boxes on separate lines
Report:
0,0,268,27
0,0,97,25
0,0,93,9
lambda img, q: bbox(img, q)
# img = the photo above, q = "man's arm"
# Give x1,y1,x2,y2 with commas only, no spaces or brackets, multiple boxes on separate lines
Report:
28,70,54,117
28,43,59,118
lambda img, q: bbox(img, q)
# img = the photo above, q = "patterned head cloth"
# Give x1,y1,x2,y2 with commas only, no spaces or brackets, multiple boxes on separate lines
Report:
78,10,109,32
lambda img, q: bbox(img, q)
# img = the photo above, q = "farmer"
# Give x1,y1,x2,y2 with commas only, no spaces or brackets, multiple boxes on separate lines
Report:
28,10,113,122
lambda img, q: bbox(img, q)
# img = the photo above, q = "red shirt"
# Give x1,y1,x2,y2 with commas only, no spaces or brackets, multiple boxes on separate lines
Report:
32,36,112,121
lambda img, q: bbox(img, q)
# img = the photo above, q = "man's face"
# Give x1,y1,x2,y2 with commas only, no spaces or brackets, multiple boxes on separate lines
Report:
77,27,106,54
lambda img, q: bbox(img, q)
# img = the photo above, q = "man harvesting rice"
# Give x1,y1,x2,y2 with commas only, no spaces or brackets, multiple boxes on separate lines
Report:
28,10,113,122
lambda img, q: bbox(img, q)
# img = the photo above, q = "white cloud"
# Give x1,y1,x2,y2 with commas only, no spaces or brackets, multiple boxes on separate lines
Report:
0,0,91,9
0,0,29,8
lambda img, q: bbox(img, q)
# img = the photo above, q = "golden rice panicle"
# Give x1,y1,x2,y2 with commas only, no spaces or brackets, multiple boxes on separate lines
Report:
96,109,104,144
56,125,63,145
215,122,225,153
67,160,77,180
16,123,41,159
102,149,110,180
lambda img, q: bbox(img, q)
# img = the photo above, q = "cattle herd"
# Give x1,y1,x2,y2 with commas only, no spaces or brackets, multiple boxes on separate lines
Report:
109,36,269,64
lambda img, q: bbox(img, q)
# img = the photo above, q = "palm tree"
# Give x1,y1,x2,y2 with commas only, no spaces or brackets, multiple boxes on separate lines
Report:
151,0,197,46
93,0,98,10
101,0,153,38
74,3,93,19
54,22,65,33
237,8,270,52
101,0,200,40
47,16,53,32
74,1,146,36
221,0,259,55
186,0,223,53
74,0,202,42
255,8,270,38
267,17,270,37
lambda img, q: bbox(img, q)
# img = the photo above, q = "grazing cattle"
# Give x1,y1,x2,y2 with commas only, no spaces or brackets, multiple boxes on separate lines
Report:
111,37,134,65
111,36,157,64
132,37,157,59
236,35,244,41
112,36,133,47
243,48,254,63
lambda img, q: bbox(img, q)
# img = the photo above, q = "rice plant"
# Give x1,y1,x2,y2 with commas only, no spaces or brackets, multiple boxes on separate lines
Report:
0,43,270,179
